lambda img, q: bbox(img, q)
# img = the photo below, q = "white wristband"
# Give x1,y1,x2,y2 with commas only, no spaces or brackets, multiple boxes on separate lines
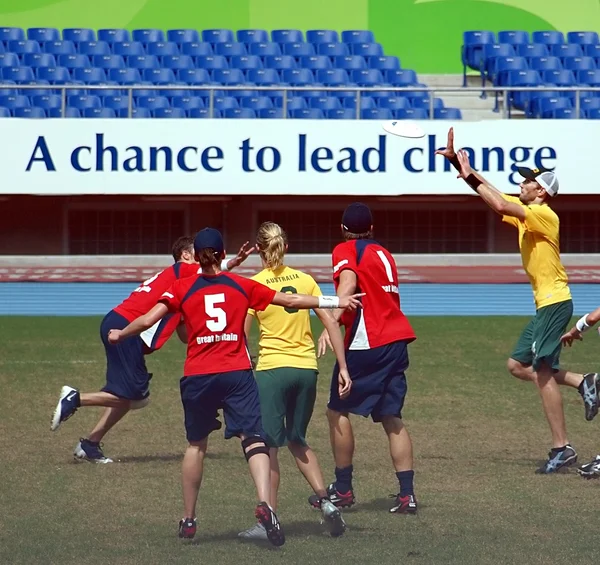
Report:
318,296,340,309
576,314,591,333
220,259,230,271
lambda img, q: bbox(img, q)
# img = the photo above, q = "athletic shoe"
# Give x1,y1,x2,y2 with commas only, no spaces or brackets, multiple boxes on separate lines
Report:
320,498,347,537
238,522,268,541
178,517,197,539
577,455,600,479
50,385,80,431
389,494,418,514
580,373,600,421
255,502,285,547
73,438,113,464
308,483,355,509
535,445,577,474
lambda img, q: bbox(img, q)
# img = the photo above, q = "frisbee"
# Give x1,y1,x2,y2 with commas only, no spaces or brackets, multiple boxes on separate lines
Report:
382,120,426,139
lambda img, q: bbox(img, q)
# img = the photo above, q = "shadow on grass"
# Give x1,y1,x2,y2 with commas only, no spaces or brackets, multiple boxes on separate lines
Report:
115,451,235,464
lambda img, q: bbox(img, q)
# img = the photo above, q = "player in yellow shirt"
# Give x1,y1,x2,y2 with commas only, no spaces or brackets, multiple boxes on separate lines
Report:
437,128,599,474
239,222,350,539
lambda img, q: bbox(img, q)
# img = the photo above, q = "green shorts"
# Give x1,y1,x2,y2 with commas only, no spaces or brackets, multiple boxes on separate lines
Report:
254,367,318,448
510,299,573,372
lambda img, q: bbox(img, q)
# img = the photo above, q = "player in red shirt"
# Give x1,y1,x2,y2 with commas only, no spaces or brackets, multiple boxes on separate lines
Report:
50,235,255,463
106,228,362,546
313,202,419,515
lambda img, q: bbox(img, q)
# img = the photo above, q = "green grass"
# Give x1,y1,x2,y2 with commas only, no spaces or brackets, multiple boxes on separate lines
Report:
1,316,600,564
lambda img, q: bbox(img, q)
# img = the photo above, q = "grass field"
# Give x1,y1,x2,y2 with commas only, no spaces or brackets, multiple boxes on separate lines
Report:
2,315,600,565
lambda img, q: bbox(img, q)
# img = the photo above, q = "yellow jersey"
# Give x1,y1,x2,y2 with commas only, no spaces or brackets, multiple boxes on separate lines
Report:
502,194,571,309
248,266,322,371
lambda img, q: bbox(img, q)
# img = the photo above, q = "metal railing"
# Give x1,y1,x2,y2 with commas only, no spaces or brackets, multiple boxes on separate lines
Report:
9,84,600,118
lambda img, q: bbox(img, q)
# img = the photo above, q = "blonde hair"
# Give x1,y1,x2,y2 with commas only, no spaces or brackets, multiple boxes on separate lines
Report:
257,222,287,269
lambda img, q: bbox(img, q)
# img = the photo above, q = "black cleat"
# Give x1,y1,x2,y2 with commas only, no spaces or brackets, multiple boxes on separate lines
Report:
580,373,600,421
178,517,197,539
255,502,285,547
308,483,355,509
535,445,577,474
389,493,418,514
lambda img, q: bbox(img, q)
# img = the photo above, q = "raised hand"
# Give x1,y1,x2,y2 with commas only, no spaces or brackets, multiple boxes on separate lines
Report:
227,241,257,270
434,127,456,160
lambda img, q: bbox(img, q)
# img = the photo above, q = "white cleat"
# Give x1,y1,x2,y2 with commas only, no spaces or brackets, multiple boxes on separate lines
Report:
238,522,268,540
50,386,80,431
320,499,347,537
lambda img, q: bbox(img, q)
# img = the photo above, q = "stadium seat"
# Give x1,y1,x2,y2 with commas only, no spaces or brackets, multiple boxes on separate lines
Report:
368,56,401,71
350,43,384,57
295,88,329,99
351,68,383,85
132,107,151,118
539,96,571,118
529,56,562,72
0,94,30,111
48,106,81,117
584,44,600,58
15,106,46,118
88,81,122,97
127,55,160,70
158,83,190,98
168,29,201,44
579,97,600,111
526,89,562,118
212,68,245,84
72,67,106,82
326,108,356,119
78,41,111,56
83,107,116,118
248,42,282,57
37,66,70,82
411,96,444,113
532,31,564,45
578,68,600,86
587,108,600,119
103,95,131,117
273,96,307,110
203,29,235,44
162,55,194,70
247,68,281,85
240,96,273,110
568,32,599,45
264,55,297,71
237,29,269,44
136,95,170,111
341,96,375,110
230,55,263,70
68,94,101,110
147,42,180,58
215,42,248,57
0,28,25,45
361,108,393,119
92,55,125,70
0,80,17,96
63,28,96,43
434,107,463,120
282,43,315,58
317,69,350,85
377,97,410,112
2,67,35,82
153,107,186,118
143,68,177,83
31,94,61,110
462,31,495,80
23,53,56,69
213,96,239,111
258,108,283,118
0,54,20,68
0,106,11,117
8,40,41,56
563,56,596,71
553,107,585,119
108,67,142,83
542,69,576,87
51,80,87,96
508,69,543,112
308,96,342,111
386,69,418,86
0,43,5,54
17,80,52,96
482,43,516,82
298,55,331,71
188,107,221,118
223,107,256,118
317,43,349,58
196,55,228,70
394,108,428,120
497,31,529,45
551,43,584,58
517,43,549,58
97,29,130,44
178,68,211,84
335,55,367,70
271,30,304,44
494,56,528,86
58,54,91,71
289,108,324,119
132,29,165,44
342,30,375,44
172,96,204,111
27,28,60,43
307,30,339,44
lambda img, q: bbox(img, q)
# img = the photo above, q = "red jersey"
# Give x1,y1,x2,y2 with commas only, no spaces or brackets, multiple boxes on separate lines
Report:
114,262,199,352
159,272,276,376
332,239,415,350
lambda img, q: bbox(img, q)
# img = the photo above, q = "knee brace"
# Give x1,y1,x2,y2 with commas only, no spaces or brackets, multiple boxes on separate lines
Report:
241,436,270,462
130,397,150,410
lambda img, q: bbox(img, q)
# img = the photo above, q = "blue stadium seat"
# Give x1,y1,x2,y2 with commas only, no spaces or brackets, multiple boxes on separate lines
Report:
58,54,91,71
127,55,160,70
563,56,596,71
584,44,600,58
153,107,185,118
181,42,214,57
248,42,281,57
143,68,177,83
462,31,495,72
290,108,324,119
342,30,375,44
232,88,260,99
335,55,367,70
264,55,297,70
247,68,281,84
317,68,350,85
0,106,11,117
23,53,56,69
497,31,529,45
394,108,427,120
482,44,516,81
350,43,383,57
327,108,356,119
551,43,584,58
282,43,315,58
343,96,376,110
517,43,549,58
88,81,122,97
147,42,180,58
237,29,269,44
240,96,273,110
529,56,562,72
47,107,80,118
434,107,462,120
0,43,5,54
578,68,600,86
132,29,165,44
196,55,228,70
212,68,245,84
63,28,96,43
308,96,341,111
292,88,325,98
297,55,330,71
172,96,204,111
18,79,54,96
27,28,60,43
580,97,600,111
178,68,211,84
72,67,107,83
111,41,145,57
351,68,383,85
102,95,130,117
529,91,565,117
168,29,201,44
132,107,151,118
162,55,194,70
0,54,20,68
0,28,25,45
98,29,130,44
508,69,542,111
273,96,306,110
108,67,142,83
386,69,418,86
8,40,41,56
37,66,70,82
203,29,235,44
361,108,392,119
494,56,528,86
539,97,571,118
214,96,239,110
317,43,349,58
368,56,401,71
51,79,87,96
31,94,61,110
542,69,576,86
2,67,35,82
215,42,248,57
553,107,585,119
224,107,256,118
78,41,111,56
92,54,125,70
84,107,116,118
568,32,599,45
532,31,564,45
0,80,17,96
588,108,600,119
411,97,444,113
159,83,191,97
189,107,221,118
307,30,339,44
378,97,411,110
68,94,101,110
136,95,170,110
0,94,30,111
271,30,304,44
230,55,263,70
15,106,46,118
258,108,283,118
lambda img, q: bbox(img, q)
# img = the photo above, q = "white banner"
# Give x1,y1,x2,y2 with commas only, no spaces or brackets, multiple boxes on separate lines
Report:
1,119,596,195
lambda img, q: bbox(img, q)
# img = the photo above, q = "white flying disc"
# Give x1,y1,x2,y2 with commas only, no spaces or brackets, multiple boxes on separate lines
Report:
382,120,426,139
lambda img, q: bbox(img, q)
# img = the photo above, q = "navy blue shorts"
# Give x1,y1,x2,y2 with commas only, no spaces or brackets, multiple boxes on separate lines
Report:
180,370,265,443
100,310,152,401
328,340,409,422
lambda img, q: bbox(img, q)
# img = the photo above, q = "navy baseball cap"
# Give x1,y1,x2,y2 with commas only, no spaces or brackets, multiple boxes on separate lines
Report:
194,228,224,254
342,202,373,233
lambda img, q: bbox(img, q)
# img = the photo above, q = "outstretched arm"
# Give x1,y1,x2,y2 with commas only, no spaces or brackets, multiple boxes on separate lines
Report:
561,307,600,346
108,303,169,343
271,290,363,311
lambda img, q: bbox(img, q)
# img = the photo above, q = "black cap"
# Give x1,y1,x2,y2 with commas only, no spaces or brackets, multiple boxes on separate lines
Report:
194,228,224,254
342,202,373,234
517,166,548,181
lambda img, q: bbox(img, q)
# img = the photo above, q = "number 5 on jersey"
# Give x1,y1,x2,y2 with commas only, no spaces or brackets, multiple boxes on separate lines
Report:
205,293,227,331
